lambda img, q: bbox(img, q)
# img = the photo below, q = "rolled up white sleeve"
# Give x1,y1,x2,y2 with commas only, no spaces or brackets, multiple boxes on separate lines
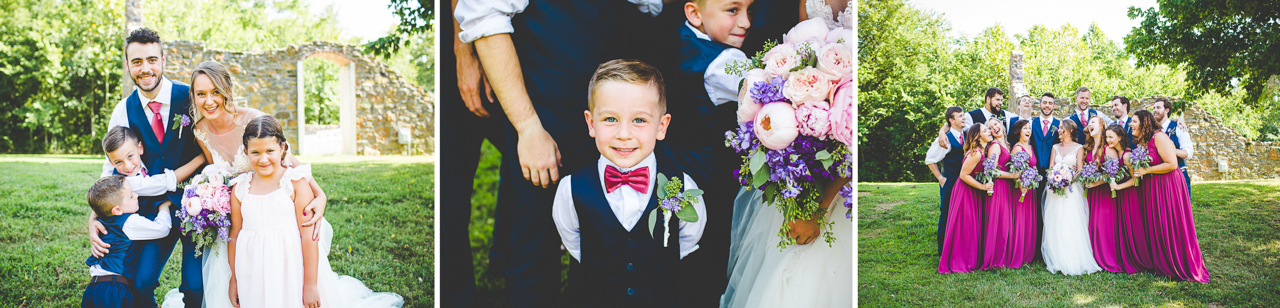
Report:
678,174,706,259
456,0,528,44
122,208,172,241
924,140,948,165
1178,126,1194,160
126,169,178,197
628,0,663,17
705,48,748,106
551,175,582,262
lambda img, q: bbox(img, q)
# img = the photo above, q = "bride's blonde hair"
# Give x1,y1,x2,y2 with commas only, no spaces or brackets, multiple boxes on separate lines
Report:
189,61,239,123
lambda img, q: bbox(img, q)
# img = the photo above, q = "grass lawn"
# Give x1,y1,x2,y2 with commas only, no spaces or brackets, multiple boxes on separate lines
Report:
858,181,1280,307
0,155,434,307
468,140,572,307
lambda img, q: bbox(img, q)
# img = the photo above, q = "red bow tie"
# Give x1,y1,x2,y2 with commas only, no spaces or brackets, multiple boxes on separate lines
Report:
605,165,649,193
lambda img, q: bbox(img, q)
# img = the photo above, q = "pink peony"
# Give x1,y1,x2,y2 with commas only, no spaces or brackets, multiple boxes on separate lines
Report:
196,184,213,198
795,100,833,139
828,75,854,146
826,27,853,50
211,185,231,213
783,67,835,103
754,103,800,150
737,69,768,123
784,18,829,44
816,43,852,78
186,197,203,216
763,43,802,78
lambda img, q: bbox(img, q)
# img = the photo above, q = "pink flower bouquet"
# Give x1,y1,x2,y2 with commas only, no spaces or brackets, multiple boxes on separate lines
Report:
177,165,233,257
724,19,853,249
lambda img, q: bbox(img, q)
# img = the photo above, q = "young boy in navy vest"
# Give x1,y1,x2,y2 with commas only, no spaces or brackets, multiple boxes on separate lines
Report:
552,60,707,307
925,106,966,255
82,175,172,308
666,1,751,305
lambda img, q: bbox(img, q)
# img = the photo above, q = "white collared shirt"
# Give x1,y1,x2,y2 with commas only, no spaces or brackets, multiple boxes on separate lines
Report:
962,108,1014,129
1161,118,1195,160
1072,108,1113,126
684,21,748,107
552,153,707,262
1112,116,1131,127
456,0,663,43
89,209,173,277
925,128,964,165
100,78,179,194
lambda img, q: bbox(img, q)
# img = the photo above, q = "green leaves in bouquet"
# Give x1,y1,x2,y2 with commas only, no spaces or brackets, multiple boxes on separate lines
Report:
657,174,669,199
725,39,778,77
816,150,835,169
648,208,658,239
750,149,770,189
676,189,702,223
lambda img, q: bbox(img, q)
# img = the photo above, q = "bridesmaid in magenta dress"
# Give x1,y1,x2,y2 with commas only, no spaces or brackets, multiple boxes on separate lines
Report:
1083,120,1131,273
1006,120,1038,268
1129,110,1210,283
1111,127,1155,272
939,123,990,273
980,119,1015,270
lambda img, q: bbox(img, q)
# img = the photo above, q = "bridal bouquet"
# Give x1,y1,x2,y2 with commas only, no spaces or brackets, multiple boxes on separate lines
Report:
1101,156,1128,197
1129,145,1153,186
1047,165,1075,195
177,165,233,257
1007,151,1041,202
724,18,853,249
975,155,1000,195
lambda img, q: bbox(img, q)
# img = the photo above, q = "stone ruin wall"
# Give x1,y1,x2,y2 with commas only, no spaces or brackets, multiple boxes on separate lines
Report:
158,40,434,155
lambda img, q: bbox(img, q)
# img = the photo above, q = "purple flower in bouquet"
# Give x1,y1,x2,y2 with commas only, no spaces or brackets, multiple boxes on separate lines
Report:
1129,145,1153,186
660,195,683,212
1015,168,1042,202
1007,151,1033,172
1047,165,1075,195
750,76,787,104
725,121,759,155
978,155,1000,195
1078,163,1101,186
1101,156,1127,197
839,183,853,219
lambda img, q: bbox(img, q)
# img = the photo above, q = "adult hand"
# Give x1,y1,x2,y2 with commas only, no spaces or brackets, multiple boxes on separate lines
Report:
787,217,821,245
301,197,325,241
938,124,950,149
456,42,494,118
518,127,562,188
986,182,994,192
936,175,946,187
88,219,110,257
229,276,240,307
1134,168,1147,179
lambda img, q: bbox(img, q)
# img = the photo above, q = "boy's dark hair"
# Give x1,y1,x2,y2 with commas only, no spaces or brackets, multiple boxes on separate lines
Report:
1111,95,1130,112
985,87,1005,99
88,175,127,217
588,59,667,114
124,27,164,58
243,116,290,155
103,126,140,154
945,107,964,123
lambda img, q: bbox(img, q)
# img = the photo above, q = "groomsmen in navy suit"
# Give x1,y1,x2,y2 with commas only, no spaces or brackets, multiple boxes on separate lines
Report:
964,87,1016,129
1065,86,1111,143
1152,97,1195,191
86,28,205,308
1109,95,1135,148
925,107,968,255
1030,93,1060,258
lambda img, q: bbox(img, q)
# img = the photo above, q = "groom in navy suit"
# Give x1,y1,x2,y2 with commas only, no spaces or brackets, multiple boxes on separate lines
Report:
86,28,204,308
1029,93,1060,258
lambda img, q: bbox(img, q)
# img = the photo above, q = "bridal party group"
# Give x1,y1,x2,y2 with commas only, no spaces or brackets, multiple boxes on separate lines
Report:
924,87,1210,283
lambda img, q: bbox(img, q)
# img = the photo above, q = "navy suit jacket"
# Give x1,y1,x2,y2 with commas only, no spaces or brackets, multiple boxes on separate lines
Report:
1030,117,1060,170
1066,109,1100,143
124,80,201,219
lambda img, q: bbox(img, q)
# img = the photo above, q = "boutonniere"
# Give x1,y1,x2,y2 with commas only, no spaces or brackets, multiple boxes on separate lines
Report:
171,114,192,136
647,173,702,247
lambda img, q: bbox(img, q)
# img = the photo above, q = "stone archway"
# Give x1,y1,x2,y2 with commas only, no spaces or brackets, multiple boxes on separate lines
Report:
297,51,357,155
157,40,434,155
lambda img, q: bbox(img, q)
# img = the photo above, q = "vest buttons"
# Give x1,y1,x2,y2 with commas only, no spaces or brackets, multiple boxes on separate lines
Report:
627,238,636,248
627,288,634,295
627,263,634,271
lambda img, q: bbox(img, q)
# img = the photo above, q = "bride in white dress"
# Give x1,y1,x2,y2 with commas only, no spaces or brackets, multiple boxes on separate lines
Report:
1040,122,1101,276
162,61,401,308
720,1,852,307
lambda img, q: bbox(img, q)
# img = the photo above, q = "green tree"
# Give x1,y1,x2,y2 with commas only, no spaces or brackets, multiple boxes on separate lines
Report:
1125,0,1280,106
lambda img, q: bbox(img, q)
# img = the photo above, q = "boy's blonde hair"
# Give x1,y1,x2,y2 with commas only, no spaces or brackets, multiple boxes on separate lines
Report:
87,175,127,217
587,59,667,114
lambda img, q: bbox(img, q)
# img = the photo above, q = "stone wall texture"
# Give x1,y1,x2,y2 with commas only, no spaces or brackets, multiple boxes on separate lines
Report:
156,40,434,155
1033,96,1280,182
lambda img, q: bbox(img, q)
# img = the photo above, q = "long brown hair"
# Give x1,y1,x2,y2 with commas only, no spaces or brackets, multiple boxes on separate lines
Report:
962,123,985,155
1058,118,1078,144
1133,110,1160,144
1083,117,1105,154
1104,124,1130,154
189,61,238,123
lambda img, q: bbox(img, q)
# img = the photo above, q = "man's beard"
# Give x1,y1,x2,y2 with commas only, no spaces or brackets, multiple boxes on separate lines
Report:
132,72,161,92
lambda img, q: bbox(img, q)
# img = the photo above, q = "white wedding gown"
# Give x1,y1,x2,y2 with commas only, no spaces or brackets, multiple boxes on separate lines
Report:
162,112,402,308
1039,145,1101,276
721,189,852,308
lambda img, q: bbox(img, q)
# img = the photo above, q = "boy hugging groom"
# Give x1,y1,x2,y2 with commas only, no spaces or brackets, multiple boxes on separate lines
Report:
86,27,206,308
552,60,707,307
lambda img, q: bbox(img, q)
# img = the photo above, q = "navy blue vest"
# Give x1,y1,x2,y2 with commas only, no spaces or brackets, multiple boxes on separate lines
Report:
968,109,988,127
84,214,135,278
1068,109,1099,143
124,80,196,219
659,23,733,180
941,131,965,179
568,162,681,307
1166,121,1187,170
1030,117,1060,169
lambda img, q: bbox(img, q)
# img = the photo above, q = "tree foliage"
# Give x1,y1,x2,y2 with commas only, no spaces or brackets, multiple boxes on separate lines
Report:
364,0,434,58
1125,0,1280,106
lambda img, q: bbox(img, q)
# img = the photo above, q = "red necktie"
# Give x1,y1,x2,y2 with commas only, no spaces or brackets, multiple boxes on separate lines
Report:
148,101,165,142
1042,119,1050,137
605,165,649,193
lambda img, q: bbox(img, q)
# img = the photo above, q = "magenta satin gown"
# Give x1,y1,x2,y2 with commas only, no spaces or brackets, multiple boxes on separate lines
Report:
1141,132,1210,283
980,143,1014,270
939,152,986,273
1086,150,1133,273
1008,144,1038,268
1117,149,1154,272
